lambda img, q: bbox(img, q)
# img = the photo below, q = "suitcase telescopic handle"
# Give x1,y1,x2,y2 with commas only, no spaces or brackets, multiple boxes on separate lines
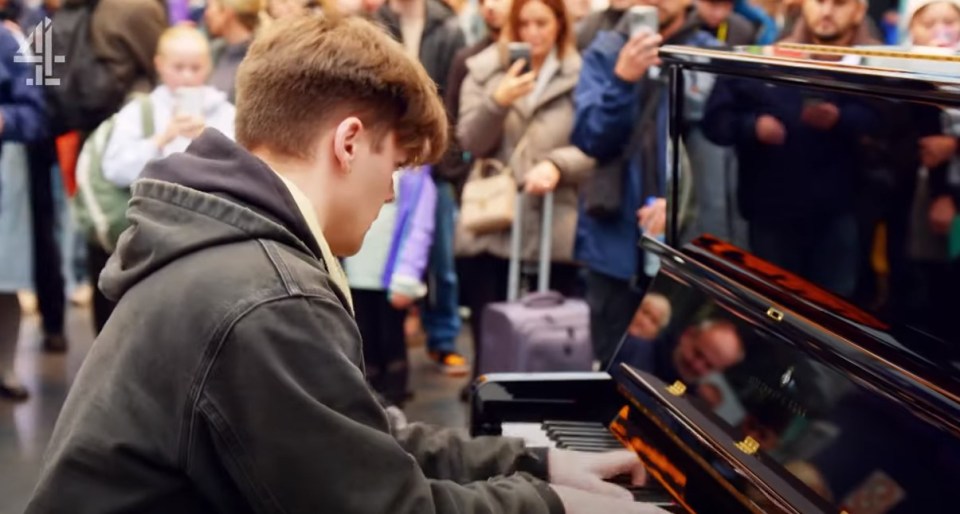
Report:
507,190,554,302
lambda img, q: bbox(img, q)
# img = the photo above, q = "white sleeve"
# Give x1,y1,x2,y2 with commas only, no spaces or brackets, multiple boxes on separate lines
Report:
209,102,237,141
101,100,163,188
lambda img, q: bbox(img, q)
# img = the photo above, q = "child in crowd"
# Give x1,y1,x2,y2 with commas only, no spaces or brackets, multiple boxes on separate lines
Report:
905,0,960,48
344,166,437,406
102,25,236,188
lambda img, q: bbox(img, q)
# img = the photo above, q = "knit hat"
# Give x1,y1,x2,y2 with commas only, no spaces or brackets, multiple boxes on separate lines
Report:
907,0,960,25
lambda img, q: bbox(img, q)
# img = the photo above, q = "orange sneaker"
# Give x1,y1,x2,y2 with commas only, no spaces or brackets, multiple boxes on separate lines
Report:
428,351,470,377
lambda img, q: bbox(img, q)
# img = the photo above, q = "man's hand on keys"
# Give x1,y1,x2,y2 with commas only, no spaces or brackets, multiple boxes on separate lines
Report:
547,449,670,513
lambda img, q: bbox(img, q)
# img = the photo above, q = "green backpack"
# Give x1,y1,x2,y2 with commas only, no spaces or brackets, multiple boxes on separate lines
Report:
73,95,155,253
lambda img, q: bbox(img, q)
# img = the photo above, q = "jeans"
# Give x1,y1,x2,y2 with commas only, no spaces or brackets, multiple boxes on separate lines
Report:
585,270,643,369
749,214,859,298
422,182,461,354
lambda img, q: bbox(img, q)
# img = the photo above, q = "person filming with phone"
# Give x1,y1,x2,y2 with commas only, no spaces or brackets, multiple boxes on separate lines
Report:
571,0,720,368
102,25,237,190
456,0,595,365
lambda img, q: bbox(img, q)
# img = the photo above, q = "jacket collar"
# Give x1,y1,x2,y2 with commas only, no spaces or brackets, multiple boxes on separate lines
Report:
467,44,582,118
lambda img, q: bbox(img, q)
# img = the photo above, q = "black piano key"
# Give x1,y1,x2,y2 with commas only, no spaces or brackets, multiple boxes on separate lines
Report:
555,439,622,448
557,445,610,453
541,420,607,430
545,427,614,438
550,434,622,445
625,486,676,506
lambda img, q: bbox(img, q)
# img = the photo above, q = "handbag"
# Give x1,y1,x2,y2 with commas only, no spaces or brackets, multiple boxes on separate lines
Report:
459,130,533,235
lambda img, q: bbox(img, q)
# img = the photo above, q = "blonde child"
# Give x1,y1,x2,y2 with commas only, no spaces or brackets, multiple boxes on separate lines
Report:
102,26,236,188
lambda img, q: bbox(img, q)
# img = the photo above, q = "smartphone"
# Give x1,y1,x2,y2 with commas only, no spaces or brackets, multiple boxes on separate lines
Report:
625,5,658,38
174,86,206,119
507,42,533,74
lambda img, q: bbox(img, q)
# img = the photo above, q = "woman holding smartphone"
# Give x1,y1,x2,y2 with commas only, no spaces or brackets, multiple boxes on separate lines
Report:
455,0,594,359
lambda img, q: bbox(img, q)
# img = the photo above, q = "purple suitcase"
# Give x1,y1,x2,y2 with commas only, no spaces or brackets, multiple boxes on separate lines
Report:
478,191,594,374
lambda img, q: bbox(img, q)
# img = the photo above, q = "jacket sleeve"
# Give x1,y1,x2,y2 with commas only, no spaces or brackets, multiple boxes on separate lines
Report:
571,32,641,162
390,169,437,299
0,30,46,143
196,295,564,514
435,50,472,185
91,0,167,95
701,77,757,147
393,422,551,483
102,98,162,187
444,50,470,127
457,70,508,159
547,145,596,187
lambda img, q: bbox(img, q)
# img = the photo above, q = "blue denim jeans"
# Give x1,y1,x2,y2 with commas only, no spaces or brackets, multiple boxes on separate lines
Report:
422,182,461,353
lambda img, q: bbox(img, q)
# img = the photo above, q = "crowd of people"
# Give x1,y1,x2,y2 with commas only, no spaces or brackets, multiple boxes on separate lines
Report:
0,0,952,511
0,0,958,411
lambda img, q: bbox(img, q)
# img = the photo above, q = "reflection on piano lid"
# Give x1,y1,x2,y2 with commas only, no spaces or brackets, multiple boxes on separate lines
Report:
472,238,960,514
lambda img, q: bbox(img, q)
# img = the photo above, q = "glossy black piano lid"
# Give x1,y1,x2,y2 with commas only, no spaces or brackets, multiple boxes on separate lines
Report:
609,241,960,513
610,45,960,513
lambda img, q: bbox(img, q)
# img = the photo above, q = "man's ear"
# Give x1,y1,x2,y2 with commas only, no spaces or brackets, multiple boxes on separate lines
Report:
333,117,364,175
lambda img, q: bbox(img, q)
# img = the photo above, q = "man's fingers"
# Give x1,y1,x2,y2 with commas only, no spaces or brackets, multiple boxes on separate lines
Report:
592,449,645,476
631,459,648,486
585,478,634,500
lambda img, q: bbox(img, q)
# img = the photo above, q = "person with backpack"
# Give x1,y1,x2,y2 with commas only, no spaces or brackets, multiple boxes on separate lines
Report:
74,25,235,332
48,0,167,336
101,25,236,189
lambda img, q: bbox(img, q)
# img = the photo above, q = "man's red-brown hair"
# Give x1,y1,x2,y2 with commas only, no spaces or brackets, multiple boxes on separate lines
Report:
235,14,448,165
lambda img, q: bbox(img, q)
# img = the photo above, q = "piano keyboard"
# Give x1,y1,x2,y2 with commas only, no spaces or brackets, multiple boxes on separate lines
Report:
501,420,624,452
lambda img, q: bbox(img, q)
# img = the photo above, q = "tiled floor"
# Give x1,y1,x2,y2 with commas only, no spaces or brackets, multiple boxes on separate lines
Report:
0,306,472,514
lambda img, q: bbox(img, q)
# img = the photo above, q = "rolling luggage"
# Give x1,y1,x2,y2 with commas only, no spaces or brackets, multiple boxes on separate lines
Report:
478,191,593,374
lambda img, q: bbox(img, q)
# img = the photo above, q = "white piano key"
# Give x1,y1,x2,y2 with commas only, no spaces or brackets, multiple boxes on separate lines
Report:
500,422,555,448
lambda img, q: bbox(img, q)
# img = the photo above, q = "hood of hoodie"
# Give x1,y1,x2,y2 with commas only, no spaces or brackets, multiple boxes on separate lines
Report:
99,129,323,301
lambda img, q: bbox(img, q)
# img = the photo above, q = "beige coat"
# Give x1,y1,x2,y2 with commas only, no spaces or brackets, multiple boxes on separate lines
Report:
455,45,594,263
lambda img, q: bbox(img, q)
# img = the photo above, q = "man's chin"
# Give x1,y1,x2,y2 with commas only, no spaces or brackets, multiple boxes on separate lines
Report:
813,28,843,43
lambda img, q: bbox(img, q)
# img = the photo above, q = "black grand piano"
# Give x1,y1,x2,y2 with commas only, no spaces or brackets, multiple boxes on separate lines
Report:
470,45,960,513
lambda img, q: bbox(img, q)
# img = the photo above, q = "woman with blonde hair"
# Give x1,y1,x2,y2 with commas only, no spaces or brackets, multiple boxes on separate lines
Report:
456,0,594,363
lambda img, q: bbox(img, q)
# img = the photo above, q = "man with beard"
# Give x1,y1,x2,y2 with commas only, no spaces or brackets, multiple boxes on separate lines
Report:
702,0,880,299
572,0,720,367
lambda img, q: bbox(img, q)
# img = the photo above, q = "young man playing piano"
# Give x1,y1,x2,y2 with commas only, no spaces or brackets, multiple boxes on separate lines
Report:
24,14,664,514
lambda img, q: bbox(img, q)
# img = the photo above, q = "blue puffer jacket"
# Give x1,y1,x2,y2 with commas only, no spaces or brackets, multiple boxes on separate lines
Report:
571,18,717,281
0,25,47,145
0,24,49,210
